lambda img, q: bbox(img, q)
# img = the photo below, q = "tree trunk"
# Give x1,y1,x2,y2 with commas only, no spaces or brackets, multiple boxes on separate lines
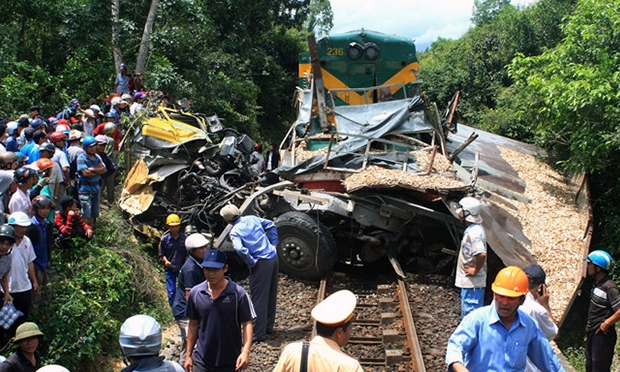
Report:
136,0,160,74
111,0,123,70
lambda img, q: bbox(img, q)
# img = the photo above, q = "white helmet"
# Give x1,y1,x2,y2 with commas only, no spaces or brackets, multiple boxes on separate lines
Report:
36,365,70,372
119,315,162,357
8,211,32,227
458,197,483,223
104,122,116,133
219,204,240,221
185,233,210,251
111,97,122,106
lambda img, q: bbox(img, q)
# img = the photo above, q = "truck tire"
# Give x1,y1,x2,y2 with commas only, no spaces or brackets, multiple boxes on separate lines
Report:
275,211,336,281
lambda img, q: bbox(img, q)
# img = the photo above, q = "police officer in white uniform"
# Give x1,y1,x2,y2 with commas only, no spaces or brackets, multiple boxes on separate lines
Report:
273,290,363,372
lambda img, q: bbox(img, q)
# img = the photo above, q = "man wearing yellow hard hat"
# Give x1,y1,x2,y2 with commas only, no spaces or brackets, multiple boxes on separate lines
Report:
159,213,187,307
446,266,565,372
273,290,362,372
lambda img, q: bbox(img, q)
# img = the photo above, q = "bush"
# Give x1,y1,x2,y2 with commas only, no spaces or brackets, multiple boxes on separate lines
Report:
31,207,169,371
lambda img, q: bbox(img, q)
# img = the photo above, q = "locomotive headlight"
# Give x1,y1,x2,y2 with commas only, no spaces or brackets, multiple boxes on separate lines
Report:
364,43,380,61
347,42,364,60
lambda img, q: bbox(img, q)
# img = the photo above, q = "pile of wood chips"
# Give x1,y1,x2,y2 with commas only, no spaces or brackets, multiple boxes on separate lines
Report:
293,138,461,191
339,147,462,192
291,140,330,162
497,146,587,321
343,165,463,192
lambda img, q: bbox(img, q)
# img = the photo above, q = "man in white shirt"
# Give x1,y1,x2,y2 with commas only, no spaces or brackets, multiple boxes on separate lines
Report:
521,264,558,372
8,167,38,216
130,92,146,115
7,211,39,334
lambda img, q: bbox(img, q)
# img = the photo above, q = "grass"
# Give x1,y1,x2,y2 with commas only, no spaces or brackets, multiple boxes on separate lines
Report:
27,202,171,371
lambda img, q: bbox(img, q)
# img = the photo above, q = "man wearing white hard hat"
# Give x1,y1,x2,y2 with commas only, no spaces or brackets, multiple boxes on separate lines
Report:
454,196,487,318
220,204,279,343
274,289,362,372
172,233,210,366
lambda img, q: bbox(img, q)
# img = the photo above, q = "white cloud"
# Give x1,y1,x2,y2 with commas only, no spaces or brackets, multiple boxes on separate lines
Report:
330,0,538,50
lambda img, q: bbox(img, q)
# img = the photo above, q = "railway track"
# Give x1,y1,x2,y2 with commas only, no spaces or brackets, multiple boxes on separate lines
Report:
315,272,426,372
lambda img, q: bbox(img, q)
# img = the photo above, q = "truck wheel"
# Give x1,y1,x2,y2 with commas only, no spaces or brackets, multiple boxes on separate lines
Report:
275,211,336,281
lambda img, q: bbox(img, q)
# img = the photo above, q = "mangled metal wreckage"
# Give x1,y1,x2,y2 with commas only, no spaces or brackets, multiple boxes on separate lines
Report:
120,87,589,287
120,31,590,328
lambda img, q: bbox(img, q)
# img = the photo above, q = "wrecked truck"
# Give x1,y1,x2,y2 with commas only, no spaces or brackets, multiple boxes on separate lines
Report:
120,31,591,329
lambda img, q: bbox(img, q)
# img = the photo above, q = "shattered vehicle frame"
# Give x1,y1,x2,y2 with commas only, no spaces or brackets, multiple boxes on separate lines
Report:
120,31,592,329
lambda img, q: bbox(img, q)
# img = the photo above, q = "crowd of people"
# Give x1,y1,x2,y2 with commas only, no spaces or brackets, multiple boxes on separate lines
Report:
0,63,182,370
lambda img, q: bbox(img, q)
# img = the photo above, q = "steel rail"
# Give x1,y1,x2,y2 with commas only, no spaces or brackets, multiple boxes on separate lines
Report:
397,278,426,372
315,277,426,371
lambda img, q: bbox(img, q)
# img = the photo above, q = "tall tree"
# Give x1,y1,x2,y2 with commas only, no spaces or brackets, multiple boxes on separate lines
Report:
472,0,510,26
136,0,160,73
112,0,123,69
305,0,333,37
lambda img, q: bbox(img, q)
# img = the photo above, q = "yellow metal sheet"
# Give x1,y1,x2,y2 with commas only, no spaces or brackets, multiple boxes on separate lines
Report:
141,117,209,145
119,159,157,215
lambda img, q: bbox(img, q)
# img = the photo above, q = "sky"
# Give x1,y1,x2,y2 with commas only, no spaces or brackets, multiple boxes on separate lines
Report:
330,0,538,51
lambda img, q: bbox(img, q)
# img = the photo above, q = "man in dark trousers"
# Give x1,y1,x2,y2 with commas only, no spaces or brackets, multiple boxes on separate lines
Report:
265,143,280,171
172,233,209,366
185,249,255,372
220,204,279,343
584,250,620,372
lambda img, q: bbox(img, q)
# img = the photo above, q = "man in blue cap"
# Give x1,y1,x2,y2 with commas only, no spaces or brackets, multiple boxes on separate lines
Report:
185,249,255,372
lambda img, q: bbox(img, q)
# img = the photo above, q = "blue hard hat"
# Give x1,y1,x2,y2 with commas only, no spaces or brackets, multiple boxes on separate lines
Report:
105,112,116,118
31,118,43,129
586,250,614,271
82,135,97,147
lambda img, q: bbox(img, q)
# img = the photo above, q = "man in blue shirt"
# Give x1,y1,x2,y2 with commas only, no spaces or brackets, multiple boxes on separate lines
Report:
446,266,565,372
114,63,130,95
185,249,255,372
76,136,106,227
220,204,279,343
159,214,187,307
172,233,210,367
26,196,53,310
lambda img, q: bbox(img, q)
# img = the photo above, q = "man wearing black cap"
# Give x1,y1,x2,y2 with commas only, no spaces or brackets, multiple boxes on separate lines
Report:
29,105,48,127
521,264,558,372
274,290,362,372
185,249,255,372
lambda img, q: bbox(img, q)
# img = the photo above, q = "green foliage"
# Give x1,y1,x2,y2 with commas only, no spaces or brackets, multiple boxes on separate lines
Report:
305,0,333,37
508,0,620,174
560,346,586,372
420,0,576,128
472,0,511,26
31,207,168,371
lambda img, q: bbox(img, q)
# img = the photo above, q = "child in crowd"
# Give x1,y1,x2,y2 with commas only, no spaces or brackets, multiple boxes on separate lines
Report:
27,196,53,309
54,196,93,249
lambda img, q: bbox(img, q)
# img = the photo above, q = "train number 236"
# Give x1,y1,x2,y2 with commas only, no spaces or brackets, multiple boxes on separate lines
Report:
327,47,344,56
